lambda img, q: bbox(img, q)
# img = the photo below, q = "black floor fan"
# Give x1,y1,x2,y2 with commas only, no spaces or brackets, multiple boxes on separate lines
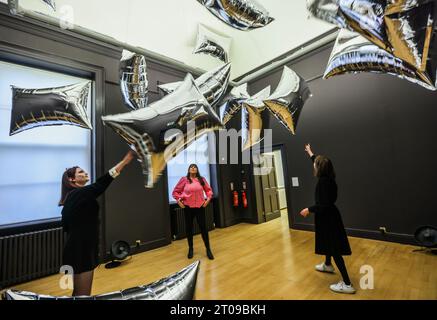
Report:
105,240,131,269
413,226,437,254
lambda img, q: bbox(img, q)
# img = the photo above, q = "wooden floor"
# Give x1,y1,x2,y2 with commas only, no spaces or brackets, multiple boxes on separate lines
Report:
3,212,437,300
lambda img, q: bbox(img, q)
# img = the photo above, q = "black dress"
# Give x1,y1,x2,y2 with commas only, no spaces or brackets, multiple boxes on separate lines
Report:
61,173,114,274
309,156,351,256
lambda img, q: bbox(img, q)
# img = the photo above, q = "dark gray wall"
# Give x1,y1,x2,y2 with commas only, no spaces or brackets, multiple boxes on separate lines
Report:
249,44,437,244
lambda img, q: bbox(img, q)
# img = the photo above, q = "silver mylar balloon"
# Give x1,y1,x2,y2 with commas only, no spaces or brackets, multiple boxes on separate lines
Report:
324,29,436,90
308,0,437,90
194,38,229,62
338,0,437,87
193,24,230,62
158,62,231,106
42,0,56,10
241,86,271,150
263,66,312,135
102,74,224,188
197,0,275,31
306,0,349,29
219,83,250,124
9,81,92,136
3,261,200,300
120,49,149,110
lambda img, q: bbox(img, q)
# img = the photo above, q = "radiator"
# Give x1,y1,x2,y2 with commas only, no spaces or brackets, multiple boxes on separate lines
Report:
0,228,64,289
171,206,215,240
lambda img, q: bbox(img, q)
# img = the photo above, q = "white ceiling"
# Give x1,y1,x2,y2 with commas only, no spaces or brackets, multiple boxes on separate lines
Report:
9,0,333,79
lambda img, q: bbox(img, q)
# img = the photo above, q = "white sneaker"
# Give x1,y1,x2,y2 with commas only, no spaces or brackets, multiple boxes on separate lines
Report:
329,281,356,294
315,262,335,273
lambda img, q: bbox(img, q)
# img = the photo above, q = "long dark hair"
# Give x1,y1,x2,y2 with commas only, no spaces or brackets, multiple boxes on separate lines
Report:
186,164,205,186
314,155,336,179
59,166,78,206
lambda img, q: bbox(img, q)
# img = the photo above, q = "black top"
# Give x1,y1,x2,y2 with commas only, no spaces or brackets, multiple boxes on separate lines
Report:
61,173,114,273
308,155,338,214
308,155,351,256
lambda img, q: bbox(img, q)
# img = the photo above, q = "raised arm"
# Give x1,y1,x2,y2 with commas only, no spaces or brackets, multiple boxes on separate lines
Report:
81,150,136,198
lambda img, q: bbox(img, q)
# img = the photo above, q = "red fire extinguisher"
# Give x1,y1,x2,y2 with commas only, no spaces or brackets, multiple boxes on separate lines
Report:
241,190,248,208
233,190,239,207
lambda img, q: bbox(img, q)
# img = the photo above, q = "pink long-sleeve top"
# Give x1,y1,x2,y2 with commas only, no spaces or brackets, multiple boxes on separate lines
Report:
172,176,213,208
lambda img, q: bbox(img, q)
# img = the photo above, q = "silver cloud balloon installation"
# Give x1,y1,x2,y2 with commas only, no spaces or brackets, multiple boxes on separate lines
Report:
158,62,231,106
3,261,200,300
120,49,149,110
197,0,275,31
9,81,92,136
263,66,312,135
307,0,437,90
102,74,224,188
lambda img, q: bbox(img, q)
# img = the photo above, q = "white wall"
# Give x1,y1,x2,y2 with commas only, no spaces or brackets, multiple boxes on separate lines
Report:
14,0,333,79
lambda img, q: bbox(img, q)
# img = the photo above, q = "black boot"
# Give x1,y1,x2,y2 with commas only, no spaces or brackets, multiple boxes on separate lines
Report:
187,247,193,259
206,248,214,260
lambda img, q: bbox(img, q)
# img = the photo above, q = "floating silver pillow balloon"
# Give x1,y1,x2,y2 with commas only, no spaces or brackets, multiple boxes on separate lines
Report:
241,86,271,150
158,62,231,107
193,24,232,62
324,29,436,90
120,49,148,110
263,66,312,135
337,0,437,87
3,261,200,300
9,81,92,136
103,74,224,188
197,0,275,31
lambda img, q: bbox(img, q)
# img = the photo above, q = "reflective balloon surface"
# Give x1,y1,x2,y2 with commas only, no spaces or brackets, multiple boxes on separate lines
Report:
241,86,270,150
3,261,200,300
263,66,311,135
197,0,274,30
158,63,231,106
324,29,436,90
103,74,224,188
120,50,149,110
9,81,92,136
219,83,250,124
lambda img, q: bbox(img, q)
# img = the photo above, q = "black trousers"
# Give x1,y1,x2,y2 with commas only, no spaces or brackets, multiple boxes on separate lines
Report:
184,206,210,249
325,255,351,285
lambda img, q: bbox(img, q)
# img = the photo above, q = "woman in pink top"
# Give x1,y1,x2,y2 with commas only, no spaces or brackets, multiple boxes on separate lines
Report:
172,164,214,260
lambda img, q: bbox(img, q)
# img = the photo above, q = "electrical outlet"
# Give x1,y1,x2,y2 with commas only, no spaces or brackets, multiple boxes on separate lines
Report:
379,227,387,234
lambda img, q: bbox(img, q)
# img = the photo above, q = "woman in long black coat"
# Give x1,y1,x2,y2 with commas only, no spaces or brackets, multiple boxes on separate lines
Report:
300,144,356,294
59,150,135,296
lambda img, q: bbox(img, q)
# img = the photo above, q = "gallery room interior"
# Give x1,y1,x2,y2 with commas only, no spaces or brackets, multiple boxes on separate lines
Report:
0,0,436,301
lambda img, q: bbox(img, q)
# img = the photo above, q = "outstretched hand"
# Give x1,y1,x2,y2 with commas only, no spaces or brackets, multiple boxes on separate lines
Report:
304,144,314,157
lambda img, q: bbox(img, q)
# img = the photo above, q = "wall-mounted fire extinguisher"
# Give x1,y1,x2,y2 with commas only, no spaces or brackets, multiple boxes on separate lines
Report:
233,190,239,207
241,190,248,208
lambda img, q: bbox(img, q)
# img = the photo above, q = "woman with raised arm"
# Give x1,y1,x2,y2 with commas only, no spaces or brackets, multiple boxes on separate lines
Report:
59,150,136,296
300,144,356,294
